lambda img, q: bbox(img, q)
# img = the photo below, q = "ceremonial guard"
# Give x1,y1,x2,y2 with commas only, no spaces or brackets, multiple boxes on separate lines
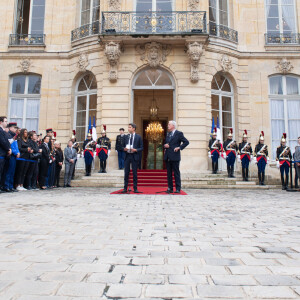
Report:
96,127,111,173
208,128,222,174
276,133,292,190
238,130,253,181
71,130,80,180
115,128,126,170
254,131,268,186
223,129,238,178
83,132,96,176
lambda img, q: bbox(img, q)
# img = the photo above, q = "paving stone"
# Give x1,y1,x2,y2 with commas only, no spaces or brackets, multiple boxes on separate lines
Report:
168,274,208,284
106,284,142,298
189,265,229,275
70,263,110,273
243,286,297,298
40,271,86,282
229,266,272,275
57,282,106,297
145,285,193,298
254,275,300,286
87,273,123,283
211,275,257,286
196,285,245,298
146,265,185,274
124,274,165,284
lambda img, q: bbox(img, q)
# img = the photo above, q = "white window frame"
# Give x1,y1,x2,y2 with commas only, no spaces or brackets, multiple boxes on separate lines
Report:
269,75,300,160
14,0,46,35
134,0,174,11
209,0,230,27
8,75,41,131
265,0,298,34
74,74,97,143
80,0,100,26
211,76,235,142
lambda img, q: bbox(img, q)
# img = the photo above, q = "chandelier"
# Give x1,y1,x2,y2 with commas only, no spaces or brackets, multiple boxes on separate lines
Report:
145,91,164,143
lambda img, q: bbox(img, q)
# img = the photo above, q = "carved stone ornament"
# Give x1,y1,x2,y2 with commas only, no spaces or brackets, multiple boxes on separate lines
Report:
188,0,200,11
104,41,122,82
219,55,232,72
276,58,294,74
136,42,171,68
109,0,121,10
19,58,31,73
186,42,203,82
77,53,89,72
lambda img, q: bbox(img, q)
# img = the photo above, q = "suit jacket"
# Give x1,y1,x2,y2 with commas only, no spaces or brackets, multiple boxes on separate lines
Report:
64,146,77,164
40,143,51,163
163,130,189,162
121,133,143,162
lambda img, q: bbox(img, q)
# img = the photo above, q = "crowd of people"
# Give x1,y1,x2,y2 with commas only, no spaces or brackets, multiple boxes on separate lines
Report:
0,116,77,193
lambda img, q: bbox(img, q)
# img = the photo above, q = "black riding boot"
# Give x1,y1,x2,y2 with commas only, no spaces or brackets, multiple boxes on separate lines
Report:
261,172,265,186
215,161,218,174
285,174,289,190
87,165,91,176
103,161,107,173
242,168,245,181
227,165,231,178
99,161,103,173
245,168,249,181
212,162,215,174
281,173,285,190
85,165,89,176
258,172,262,185
230,166,235,178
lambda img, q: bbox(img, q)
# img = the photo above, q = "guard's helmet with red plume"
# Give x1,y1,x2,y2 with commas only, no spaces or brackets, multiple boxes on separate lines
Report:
228,128,233,137
243,130,248,138
212,127,217,136
281,133,287,143
259,131,264,141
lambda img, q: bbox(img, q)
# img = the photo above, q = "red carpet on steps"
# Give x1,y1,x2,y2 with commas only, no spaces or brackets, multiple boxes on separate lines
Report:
111,187,187,195
110,170,187,195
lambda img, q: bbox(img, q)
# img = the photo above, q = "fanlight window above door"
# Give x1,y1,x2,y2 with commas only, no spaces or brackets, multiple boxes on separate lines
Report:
133,69,174,89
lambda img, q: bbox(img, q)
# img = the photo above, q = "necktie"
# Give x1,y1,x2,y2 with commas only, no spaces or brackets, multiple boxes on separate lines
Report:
130,134,133,146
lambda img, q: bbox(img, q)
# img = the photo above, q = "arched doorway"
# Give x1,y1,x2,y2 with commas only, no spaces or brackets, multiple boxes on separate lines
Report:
132,67,175,169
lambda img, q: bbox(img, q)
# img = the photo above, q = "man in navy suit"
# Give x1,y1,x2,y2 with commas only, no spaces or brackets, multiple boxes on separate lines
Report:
164,120,189,193
121,123,143,193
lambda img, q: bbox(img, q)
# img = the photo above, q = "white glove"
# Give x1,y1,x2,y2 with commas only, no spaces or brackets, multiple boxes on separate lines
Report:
250,155,253,162
96,144,100,148
267,157,270,164
252,157,257,164
223,153,227,159
276,161,280,169
108,150,111,157
237,155,241,162
208,152,211,158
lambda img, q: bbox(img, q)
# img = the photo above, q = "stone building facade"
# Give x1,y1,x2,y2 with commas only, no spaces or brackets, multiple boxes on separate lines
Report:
0,0,299,172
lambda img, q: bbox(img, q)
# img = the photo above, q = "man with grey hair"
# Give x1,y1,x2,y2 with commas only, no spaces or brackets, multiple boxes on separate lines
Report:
164,120,189,193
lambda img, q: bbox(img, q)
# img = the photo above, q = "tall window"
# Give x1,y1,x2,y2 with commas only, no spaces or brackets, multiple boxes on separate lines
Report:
136,0,173,12
15,0,46,35
9,74,41,132
74,73,97,146
266,0,297,36
211,73,234,141
269,75,300,159
80,0,100,26
209,0,229,28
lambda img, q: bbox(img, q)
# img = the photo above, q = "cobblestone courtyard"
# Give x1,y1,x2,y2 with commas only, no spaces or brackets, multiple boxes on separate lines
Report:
0,188,299,299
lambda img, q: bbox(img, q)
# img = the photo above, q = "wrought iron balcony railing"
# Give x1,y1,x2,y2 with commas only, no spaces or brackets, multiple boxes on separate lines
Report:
71,21,100,42
101,11,207,35
209,22,238,43
9,34,45,46
265,33,300,45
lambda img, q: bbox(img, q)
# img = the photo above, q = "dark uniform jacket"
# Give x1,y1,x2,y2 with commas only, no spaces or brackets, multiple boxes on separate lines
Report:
208,138,222,152
97,136,111,150
121,134,143,162
276,145,292,161
255,143,268,157
238,141,253,154
115,134,125,151
223,139,238,152
0,127,11,157
163,130,189,162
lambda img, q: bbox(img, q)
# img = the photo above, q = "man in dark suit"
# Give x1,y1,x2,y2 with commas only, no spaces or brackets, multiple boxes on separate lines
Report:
121,123,143,193
164,120,189,193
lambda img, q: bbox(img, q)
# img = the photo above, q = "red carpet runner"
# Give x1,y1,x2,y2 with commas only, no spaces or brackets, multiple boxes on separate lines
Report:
111,170,187,195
